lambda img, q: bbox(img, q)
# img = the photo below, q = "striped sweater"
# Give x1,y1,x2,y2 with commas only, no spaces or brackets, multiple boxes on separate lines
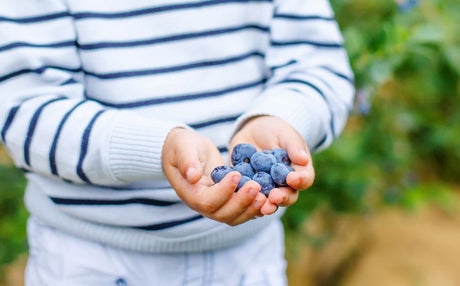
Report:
0,0,354,253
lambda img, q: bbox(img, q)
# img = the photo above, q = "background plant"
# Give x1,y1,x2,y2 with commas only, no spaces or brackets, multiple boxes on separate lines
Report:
283,0,460,231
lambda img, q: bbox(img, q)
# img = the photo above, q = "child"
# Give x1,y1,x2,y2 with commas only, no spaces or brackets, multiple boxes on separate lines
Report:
0,0,354,285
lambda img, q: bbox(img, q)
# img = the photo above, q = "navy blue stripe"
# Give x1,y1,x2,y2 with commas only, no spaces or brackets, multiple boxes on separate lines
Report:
94,184,175,191
58,176,176,191
271,40,343,48
0,11,70,24
60,78,78,86
270,59,297,71
271,62,354,112
305,72,335,93
280,78,336,138
90,77,266,108
79,24,269,50
271,62,355,87
0,66,83,83
76,110,106,183
19,168,30,173
72,0,271,20
0,1,270,24
24,97,67,166
135,215,203,231
49,196,177,206
85,51,264,80
1,51,261,84
49,100,86,176
218,146,229,153
274,14,334,21
319,66,355,85
313,134,328,150
0,40,75,53
304,72,353,113
1,106,20,144
189,114,241,129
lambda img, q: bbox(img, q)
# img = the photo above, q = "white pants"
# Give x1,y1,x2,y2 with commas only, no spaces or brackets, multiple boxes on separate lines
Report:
25,217,287,286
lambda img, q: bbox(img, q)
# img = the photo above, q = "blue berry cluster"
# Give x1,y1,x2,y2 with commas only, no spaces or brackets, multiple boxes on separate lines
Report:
211,143,293,196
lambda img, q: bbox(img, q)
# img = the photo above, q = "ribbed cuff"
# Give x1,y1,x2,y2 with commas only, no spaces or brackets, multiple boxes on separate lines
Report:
233,87,329,149
106,112,187,183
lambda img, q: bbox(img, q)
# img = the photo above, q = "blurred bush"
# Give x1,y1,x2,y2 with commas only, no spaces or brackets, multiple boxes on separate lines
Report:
0,148,27,277
284,0,460,231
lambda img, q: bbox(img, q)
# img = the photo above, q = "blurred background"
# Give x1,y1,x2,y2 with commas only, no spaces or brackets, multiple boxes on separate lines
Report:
1,0,459,285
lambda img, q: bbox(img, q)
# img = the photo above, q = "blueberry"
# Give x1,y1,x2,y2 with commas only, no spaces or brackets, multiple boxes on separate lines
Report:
211,166,233,184
231,143,257,165
233,162,255,178
272,148,291,166
237,176,252,190
253,172,275,197
270,163,293,187
250,152,276,173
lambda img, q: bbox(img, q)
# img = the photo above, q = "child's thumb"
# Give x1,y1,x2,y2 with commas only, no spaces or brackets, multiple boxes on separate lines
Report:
285,141,309,166
176,150,203,184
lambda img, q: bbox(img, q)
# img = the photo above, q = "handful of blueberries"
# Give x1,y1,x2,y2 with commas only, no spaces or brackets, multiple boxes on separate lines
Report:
211,143,294,196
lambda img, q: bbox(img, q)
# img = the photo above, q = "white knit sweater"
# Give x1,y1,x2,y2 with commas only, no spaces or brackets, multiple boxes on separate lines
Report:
0,0,354,252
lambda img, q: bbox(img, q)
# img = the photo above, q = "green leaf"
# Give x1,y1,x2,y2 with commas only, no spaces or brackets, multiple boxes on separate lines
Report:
443,46,460,76
409,24,445,45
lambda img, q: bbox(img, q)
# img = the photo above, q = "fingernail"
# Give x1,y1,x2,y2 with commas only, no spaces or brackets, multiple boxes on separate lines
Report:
232,175,240,184
300,149,308,159
274,195,284,205
290,173,299,185
254,200,262,208
249,188,257,197
186,167,196,180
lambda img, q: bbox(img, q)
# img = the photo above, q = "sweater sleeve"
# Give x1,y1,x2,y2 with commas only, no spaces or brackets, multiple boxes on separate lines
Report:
234,0,355,151
0,0,186,186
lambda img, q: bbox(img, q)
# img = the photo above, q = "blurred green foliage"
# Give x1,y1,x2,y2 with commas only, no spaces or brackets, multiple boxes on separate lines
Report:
0,0,459,276
284,0,460,231
0,160,27,278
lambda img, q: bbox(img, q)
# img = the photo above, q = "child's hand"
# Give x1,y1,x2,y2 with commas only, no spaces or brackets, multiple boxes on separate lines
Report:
162,128,266,226
230,116,315,215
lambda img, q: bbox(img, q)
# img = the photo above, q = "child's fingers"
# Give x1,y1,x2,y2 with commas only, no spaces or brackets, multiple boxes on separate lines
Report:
164,168,238,216
226,192,267,226
172,147,204,184
279,129,310,166
260,200,279,215
185,163,204,184
164,166,199,199
268,187,299,207
284,141,310,166
286,164,315,191
210,180,262,224
192,171,241,213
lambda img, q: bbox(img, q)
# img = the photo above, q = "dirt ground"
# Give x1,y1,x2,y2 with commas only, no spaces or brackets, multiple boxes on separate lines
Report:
3,203,460,286
286,203,460,286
